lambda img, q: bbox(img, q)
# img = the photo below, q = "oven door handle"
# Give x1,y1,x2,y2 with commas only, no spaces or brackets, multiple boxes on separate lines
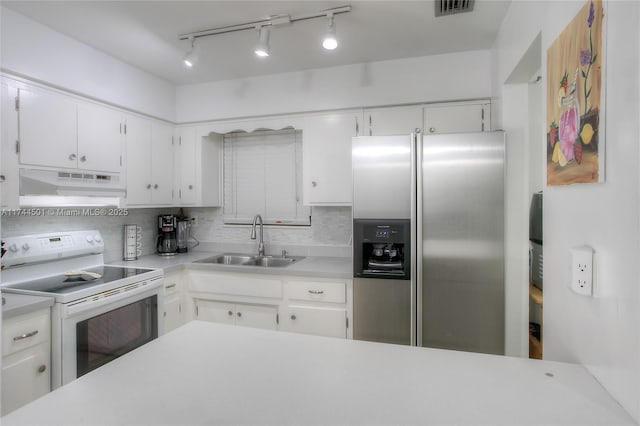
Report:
63,277,163,317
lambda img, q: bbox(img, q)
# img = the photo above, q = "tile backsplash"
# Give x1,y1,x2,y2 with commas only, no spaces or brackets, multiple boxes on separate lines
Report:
1,206,352,262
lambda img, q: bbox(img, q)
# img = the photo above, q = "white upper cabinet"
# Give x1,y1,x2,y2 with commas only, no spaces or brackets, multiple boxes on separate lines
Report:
175,127,222,207
125,117,174,206
363,106,423,136
17,86,125,172
1,83,19,208
301,111,360,206
423,102,491,134
17,87,78,169
77,101,123,173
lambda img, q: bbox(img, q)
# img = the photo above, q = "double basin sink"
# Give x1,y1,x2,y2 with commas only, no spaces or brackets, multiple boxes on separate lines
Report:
193,253,305,268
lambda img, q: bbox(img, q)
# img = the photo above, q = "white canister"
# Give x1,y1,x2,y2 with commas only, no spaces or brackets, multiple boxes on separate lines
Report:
123,224,142,261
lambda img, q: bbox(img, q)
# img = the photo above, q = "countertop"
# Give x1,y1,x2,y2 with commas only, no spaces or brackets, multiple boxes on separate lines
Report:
2,321,635,426
108,250,353,279
1,291,54,319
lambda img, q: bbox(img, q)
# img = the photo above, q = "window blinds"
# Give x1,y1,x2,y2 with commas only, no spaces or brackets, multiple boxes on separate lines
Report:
223,129,311,225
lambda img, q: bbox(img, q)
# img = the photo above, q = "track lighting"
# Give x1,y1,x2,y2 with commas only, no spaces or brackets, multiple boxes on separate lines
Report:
178,5,350,67
254,26,271,58
322,13,338,50
183,37,199,68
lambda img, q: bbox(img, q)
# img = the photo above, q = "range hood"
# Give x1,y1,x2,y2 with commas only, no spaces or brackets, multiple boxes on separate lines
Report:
19,168,125,207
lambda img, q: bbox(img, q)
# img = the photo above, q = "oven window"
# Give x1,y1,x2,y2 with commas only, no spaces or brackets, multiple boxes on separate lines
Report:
76,295,158,378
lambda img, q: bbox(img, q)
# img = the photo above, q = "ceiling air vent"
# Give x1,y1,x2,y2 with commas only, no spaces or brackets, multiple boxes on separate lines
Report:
435,0,475,17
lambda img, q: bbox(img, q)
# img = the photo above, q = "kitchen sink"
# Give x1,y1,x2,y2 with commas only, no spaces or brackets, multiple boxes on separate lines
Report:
193,253,304,267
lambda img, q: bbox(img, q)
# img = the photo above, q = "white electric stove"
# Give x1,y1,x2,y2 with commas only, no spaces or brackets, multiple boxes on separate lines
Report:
1,230,164,389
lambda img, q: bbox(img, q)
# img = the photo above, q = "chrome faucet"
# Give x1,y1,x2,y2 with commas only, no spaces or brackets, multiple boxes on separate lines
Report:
250,214,265,257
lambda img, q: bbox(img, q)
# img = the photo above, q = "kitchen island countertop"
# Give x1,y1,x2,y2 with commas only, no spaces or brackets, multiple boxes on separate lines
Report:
2,320,635,426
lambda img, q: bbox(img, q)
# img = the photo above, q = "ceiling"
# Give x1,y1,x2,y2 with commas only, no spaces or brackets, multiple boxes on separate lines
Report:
2,1,511,86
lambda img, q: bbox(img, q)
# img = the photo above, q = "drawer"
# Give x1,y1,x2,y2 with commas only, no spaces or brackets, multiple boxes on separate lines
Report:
188,272,283,299
285,281,346,304
2,310,50,357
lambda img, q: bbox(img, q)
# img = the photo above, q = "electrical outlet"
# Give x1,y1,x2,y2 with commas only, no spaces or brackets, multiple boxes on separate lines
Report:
571,246,594,296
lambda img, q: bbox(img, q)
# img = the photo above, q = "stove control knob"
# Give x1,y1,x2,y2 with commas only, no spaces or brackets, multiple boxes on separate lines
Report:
93,234,102,243
86,235,94,243
8,243,18,253
22,243,30,251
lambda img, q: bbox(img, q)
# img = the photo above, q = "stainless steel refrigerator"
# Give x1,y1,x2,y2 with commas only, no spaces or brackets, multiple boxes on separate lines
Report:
352,131,505,355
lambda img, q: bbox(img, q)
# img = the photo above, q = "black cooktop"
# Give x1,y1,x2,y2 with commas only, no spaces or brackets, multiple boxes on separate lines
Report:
5,266,154,295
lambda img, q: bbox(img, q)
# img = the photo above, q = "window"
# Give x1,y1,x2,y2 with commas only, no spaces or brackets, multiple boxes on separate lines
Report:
223,129,311,226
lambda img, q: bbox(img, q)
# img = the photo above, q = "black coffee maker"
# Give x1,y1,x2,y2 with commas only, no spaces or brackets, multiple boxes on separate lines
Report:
157,215,178,256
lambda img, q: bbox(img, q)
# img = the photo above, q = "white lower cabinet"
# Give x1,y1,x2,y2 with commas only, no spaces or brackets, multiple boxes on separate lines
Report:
163,273,186,334
1,308,51,416
185,270,352,339
194,299,278,331
281,305,347,338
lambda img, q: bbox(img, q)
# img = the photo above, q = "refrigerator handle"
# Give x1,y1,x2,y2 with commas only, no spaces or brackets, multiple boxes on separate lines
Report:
411,130,421,347
413,130,423,347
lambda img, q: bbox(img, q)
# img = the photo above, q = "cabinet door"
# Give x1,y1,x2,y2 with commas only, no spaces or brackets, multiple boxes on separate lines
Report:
1,83,19,208
1,342,50,416
364,106,423,136
151,122,174,205
176,127,197,205
234,304,278,331
423,103,489,134
125,116,152,204
195,299,236,325
77,101,123,172
302,112,359,205
163,296,183,333
282,305,347,338
18,87,77,169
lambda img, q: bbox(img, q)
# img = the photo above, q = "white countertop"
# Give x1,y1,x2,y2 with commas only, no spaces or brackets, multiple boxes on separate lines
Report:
109,250,353,279
1,291,54,319
3,321,635,426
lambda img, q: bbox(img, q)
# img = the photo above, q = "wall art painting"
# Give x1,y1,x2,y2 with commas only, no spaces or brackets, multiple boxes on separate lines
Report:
546,0,606,185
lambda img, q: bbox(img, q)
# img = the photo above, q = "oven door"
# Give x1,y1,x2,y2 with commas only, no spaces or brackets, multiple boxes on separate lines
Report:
59,280,163,386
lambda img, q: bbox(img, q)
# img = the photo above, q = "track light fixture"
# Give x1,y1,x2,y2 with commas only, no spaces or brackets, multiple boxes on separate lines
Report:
254,26,271,57
322,13,338,50
178,5,350,67
183,36,199,68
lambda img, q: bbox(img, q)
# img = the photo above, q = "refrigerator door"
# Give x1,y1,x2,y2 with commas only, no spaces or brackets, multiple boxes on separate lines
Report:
418,132,505,355
352,135,412,219
353,278,412,345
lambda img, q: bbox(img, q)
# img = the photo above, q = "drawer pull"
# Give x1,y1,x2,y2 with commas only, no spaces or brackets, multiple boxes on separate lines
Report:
290,314,297,320
308,290,324,295
38,365,47,373
166,283,177,289
13,330,39,341
237,312,242,318
228,311,233,316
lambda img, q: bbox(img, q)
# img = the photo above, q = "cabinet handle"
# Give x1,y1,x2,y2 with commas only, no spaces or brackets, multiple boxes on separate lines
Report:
165,283,176,289
228,310,233,316
188,185,193,190
308,290,324,295
37,365,47,374
146,184,152,189
429,127,436,133
163,311,167,317
80,155,87,162
311,181,317,187
69,153,77,160
13,330,38,341
154,184,159,189
237,312,242,318
290,314,297,320
0,175,5,182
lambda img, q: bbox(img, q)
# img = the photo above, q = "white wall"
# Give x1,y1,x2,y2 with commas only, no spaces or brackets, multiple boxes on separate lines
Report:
493,0,640,421
0,7,176,122
176,51,492,122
